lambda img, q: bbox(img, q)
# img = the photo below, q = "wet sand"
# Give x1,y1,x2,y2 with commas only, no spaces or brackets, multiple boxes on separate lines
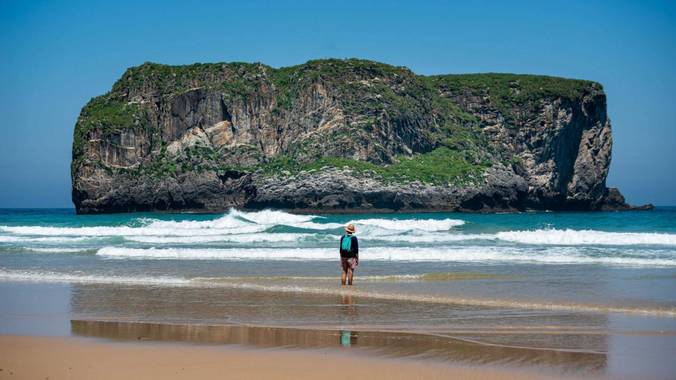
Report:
0,334,572,380
2,283,676,378
69,320,607,372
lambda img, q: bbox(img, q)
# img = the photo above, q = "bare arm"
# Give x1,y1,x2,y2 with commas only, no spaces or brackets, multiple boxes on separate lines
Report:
354,237,359,261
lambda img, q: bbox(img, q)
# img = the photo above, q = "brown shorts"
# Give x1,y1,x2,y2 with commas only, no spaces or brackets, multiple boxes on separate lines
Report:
341,257,358,272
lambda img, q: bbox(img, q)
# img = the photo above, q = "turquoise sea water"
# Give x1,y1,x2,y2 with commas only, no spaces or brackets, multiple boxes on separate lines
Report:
0,207,674,325
2,207,676,376
1,207,676,316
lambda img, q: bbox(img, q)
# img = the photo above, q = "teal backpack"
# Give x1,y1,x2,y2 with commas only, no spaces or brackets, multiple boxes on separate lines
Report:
341,235,352,252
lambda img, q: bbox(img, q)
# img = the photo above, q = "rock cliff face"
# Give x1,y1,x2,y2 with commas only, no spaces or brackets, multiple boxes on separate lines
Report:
72,59,638,214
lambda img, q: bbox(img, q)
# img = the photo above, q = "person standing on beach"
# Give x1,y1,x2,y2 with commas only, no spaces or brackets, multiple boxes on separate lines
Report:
339,223,359,286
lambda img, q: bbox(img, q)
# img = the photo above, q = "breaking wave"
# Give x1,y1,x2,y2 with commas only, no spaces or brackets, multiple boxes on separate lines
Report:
350,218,464,233
3,211,675,248
95,246,676,266
2,209,675,269
22,247,91,253
0,209,464,238
124,233,316,244
496,229,676,246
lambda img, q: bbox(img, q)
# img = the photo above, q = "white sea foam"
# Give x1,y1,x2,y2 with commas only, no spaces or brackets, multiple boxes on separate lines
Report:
22,247,91,253
496,229,676,246
126,232,485,245
128,232,481,245
0,222,265,237
94,246,676,266
0,269,481,286
230,209,315,225
125,233,314,244
0,235,92,243
0,209,464,240
2,209,674,249
140,215,250,230
352,218,464,232
367,233,493,243
0,225,166,237
97,246,327,260
0,209,269,237
153,209,342,231
0,269,190,286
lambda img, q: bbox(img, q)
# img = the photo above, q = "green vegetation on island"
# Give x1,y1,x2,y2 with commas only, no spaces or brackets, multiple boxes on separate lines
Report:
73,58,600,186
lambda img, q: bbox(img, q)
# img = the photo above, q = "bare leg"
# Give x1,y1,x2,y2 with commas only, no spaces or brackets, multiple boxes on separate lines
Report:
347,269,354,286
341,270,347,286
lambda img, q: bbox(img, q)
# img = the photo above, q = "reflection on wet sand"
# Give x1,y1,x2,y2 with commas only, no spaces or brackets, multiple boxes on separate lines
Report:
339,294,357,347
340,330,355,347
69,284,611,342
71,319,606,374
68,283,612,352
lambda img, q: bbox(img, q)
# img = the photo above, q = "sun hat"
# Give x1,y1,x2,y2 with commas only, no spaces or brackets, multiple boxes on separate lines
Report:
345,223,356,234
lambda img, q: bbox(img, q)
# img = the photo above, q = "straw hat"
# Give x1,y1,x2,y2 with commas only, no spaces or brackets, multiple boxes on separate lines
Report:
345,223,356,234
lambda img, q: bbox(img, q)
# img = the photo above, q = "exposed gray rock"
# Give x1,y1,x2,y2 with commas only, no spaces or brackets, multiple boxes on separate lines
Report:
71,59,649,214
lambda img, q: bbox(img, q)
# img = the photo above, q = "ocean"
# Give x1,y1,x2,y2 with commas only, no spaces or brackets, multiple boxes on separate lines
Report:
1,207,676,376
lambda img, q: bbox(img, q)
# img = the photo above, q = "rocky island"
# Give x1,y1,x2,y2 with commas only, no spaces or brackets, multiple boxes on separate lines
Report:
71,59,645,214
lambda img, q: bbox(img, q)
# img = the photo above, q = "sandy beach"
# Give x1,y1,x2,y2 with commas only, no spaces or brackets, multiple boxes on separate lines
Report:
0,334,571,380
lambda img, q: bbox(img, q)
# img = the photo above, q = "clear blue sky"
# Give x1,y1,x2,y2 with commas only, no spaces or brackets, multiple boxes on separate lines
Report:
1,0,674,207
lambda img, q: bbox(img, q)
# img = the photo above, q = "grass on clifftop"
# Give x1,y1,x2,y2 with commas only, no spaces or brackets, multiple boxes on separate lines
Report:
427,73,599,125
262,146,487,186
113,61,269,98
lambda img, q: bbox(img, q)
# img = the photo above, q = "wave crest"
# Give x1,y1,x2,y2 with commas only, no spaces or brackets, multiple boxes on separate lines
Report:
0,209,464,238
496,229,676,246
94,246,676,266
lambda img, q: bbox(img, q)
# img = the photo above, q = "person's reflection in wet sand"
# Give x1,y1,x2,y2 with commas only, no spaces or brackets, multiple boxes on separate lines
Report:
339,293,358,347
340,329,358,347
